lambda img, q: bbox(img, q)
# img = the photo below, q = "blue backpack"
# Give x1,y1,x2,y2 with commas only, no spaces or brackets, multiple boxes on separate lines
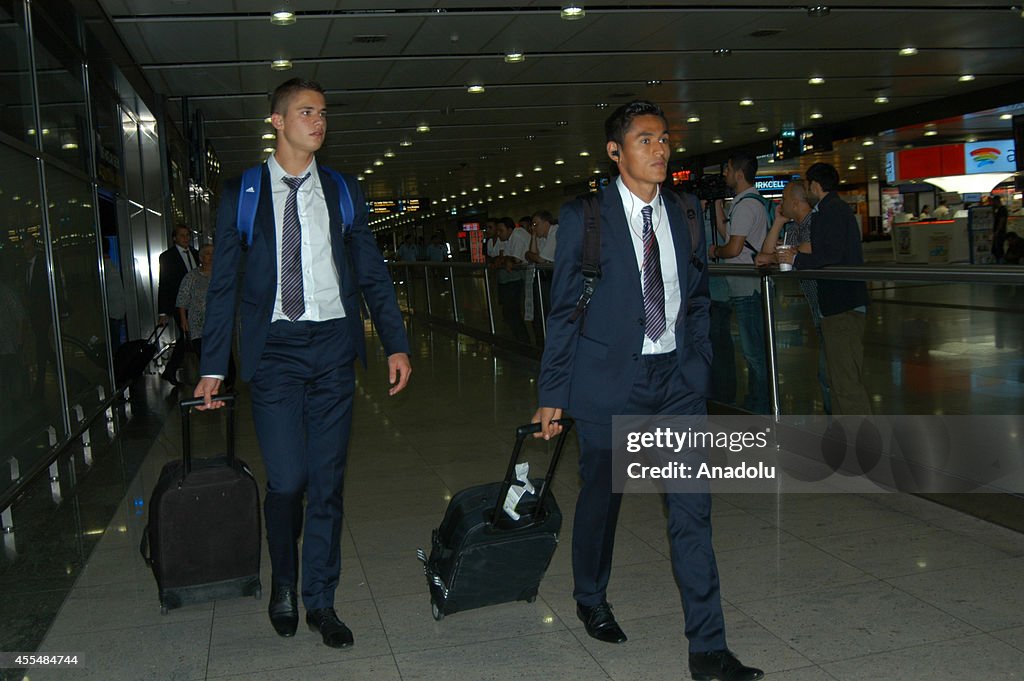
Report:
235,163,355,248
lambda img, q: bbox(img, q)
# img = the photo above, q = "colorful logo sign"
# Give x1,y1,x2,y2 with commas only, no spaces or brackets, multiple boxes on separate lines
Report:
964,140,1015,174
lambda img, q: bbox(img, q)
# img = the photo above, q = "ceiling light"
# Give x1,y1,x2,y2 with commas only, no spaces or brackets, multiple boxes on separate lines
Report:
756,125,768,133
739,98,754,106
966,136,978,143
808,77,825,85
270,59,293,71
400,139,412,147
504,51,525,64
364,168,374,174
647,80,662,87
467,84,486,94
874,96,889,104
554,179,562,185
533,165,542,172
810,112,823,119
713,48,732,56
807,6,830,17
863,139,875,146
416,124,430,133
554,158,565,166
373,159,384,166
848,164,857,170
484,182,492,188
384,150,395,158
675,146,686,153
270,10,296,26
262,147,275,153
515,171,524,178
687,115,700,123
264,116,272,124
899,47,918,56
871,175,879,180
499,178,507,183
62,142,78,150
357,175,365,181
854,154,864,161
1000,113,1013,120
561,3,585,20
556,120,569,127
579,150,590,157
712,137,723,144
261,133,276,140
958,74,975,82
596,103,608,110
924,130,938,136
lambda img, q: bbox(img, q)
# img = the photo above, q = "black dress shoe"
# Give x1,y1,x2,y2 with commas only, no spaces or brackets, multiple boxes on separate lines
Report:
689,649,764,681
268,583,298,637
576,601,627,644
306,607,354,648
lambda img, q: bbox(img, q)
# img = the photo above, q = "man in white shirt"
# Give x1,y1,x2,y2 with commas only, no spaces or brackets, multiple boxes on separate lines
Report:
712,151,770,413
493,216,531,343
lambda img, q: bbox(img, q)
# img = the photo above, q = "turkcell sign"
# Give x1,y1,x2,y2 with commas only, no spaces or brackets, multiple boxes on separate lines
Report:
964,139,1015,174
754,176,791,192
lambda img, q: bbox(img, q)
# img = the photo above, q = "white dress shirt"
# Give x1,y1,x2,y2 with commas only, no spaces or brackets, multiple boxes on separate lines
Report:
615,177,680,355
177,245,195,271
266,154,346,322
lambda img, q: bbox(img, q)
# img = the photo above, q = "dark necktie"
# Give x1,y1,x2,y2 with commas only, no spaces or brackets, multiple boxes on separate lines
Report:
281,173,310,321
641,205,666,341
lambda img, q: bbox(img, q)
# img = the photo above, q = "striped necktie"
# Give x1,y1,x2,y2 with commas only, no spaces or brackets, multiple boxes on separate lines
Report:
641,204,666,341
280,173,310,321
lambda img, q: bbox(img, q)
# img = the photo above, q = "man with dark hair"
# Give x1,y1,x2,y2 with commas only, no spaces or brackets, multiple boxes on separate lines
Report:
492,216,531,343
712,151,769,413
534,100,762,681
157,223,200,386
195,77,412,648
778,162,871,415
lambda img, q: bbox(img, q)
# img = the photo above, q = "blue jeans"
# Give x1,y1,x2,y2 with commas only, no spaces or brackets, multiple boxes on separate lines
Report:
730,293,768,414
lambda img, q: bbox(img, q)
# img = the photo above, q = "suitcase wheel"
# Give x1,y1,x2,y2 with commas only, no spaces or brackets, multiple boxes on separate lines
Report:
431,599,444,621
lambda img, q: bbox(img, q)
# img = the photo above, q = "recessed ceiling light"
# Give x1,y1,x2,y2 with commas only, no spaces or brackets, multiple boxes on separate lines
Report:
261,133,276,140
270,10,296,26
556,120,569,127
808,77,825,85
554,159,565,165
874,96,889,104
554,179,562,185
712,137,723,144
416,124,430,133
561,3,585,20
364,168,374,174
514,171,524,178
854,154,864,161
966,136,978,143
676,146,686,153
384,150,395,158
373,159,384,167
1000,113,1013,120
810,112,823,119
756,125,768,133
596,103,609,109
862,139,875,146
357,175,365,181
504,51,525,64
958,74,975,82
739,98,754,106
499,177,507,183
647,80,662,87
264,116,272,124
899,47,918,56
807,5,830,17
533,165,542,172
263,147,275,153
467,84,486,94
686,115,701,123
579,150,590,157
713,48,732,56
62,142,78,150
400,139,412,147
924,130,938,136
270,59,293,71
848,164,857,170
484,182,492,188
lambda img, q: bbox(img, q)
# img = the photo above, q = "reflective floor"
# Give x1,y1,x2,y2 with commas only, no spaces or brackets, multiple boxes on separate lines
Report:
4,320,1024,681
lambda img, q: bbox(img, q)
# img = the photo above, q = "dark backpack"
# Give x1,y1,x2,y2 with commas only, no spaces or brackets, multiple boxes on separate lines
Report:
729,192,775,255
235,163,355,248
569,190,704,322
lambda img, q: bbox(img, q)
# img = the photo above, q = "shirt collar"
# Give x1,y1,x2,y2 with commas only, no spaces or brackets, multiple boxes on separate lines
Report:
615,176,662,221
267,153,318,188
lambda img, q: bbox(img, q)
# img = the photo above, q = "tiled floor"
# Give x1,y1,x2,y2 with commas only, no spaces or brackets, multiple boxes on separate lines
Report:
8,323,1024,681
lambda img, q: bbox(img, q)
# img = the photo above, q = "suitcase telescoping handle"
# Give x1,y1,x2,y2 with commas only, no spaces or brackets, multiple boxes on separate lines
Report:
178,394,236,475
492,418,575,525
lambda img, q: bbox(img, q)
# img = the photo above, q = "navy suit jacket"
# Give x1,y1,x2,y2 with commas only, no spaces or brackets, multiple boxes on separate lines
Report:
538,186,712,421
200,163,410,382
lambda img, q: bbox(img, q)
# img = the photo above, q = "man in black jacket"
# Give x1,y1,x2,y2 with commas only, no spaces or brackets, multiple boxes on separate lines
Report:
157,224,199,386
777,163,871,415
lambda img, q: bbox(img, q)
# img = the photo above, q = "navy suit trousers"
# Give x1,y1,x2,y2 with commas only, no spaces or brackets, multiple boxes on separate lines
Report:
249,318,355,610
572,351,727,653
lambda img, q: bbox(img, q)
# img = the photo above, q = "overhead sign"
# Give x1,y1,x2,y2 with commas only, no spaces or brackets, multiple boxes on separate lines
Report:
366,197,430,215
754,175,798,192
964,140,1015,174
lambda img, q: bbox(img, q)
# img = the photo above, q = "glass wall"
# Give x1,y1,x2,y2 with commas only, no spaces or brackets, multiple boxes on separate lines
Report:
0,0,34,144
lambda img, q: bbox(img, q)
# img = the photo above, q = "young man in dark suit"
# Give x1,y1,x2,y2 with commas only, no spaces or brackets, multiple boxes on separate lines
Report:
157,223,200,385
533,101,762,681
194,78,412,648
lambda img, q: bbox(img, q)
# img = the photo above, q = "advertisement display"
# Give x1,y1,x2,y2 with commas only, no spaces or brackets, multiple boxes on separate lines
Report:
964,140,1016,175
968,205,995,264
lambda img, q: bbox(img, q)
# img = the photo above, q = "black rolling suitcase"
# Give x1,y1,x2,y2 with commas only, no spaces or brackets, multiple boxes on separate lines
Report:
419,419,574,620
114,325,165,386
140,395,262,613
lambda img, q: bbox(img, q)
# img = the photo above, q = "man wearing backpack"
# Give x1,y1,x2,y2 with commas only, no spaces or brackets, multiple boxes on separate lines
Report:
533,101,763,681
194,77,411,648
711,151,770,414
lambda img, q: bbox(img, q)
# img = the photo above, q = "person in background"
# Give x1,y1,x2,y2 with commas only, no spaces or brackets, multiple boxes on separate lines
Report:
492,216,531,344
991,195,1009,262
157,224,200,386
426,233,447,262
397,235,418,262
932,199,950,218
176,244,235,387
778,162,871,415
919,205,932,219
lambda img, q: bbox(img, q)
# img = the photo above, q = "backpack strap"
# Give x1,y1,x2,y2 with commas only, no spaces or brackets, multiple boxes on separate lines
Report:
236,164,264,249
569,194,602,323
667,191,705,272
730,192,774,255
319,165,355,235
